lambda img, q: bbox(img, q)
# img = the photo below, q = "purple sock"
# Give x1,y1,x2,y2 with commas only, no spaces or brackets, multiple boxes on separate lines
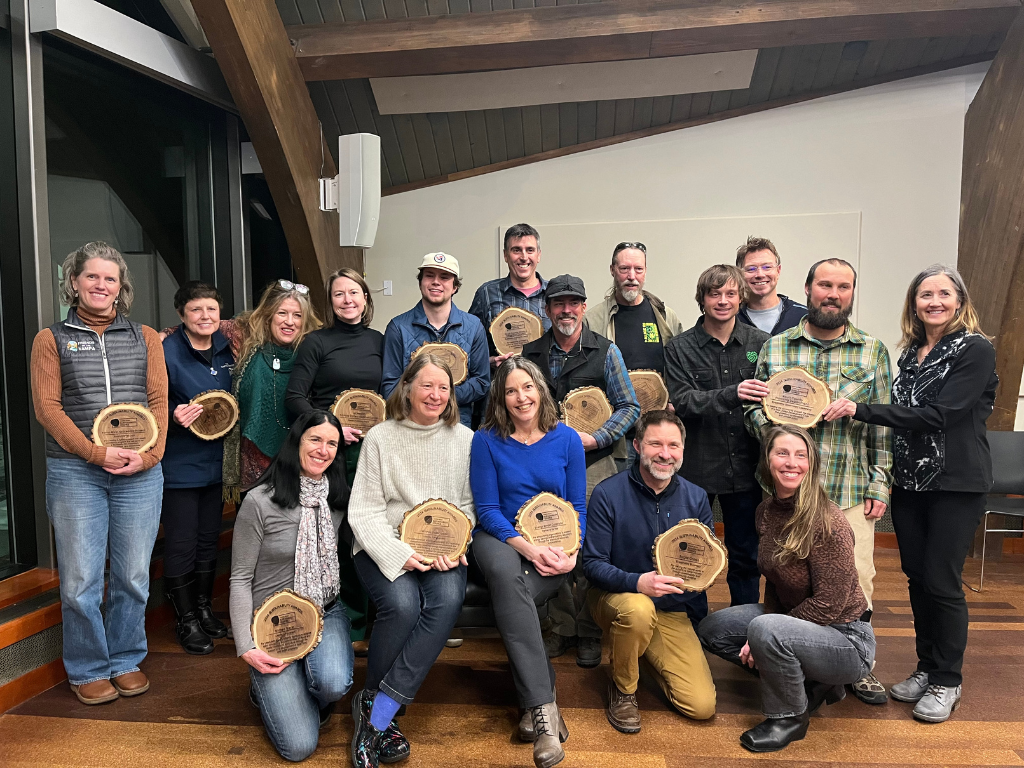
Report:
369,690,401,731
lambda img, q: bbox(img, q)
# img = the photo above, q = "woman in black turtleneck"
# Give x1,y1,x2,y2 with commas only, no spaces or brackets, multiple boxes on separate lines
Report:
286,267,384,650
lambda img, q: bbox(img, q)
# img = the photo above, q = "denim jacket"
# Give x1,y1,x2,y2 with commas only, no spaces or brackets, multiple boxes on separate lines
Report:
381,301,490,428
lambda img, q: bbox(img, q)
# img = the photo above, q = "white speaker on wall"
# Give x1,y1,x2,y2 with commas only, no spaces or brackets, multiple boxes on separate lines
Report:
319,133,381,248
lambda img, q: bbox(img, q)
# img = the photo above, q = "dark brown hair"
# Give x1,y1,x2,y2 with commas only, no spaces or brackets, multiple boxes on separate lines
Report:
325,268,374,327
694,264,750,310
480,357,559,439
634,409,686,443
735,236,779,268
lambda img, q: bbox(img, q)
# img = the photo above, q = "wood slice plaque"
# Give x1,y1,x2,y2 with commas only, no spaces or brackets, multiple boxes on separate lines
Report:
251,589,324,662
188,390,239,440
652,519,728,592
331,389,386,432
398,499,473,563
763,368,832,429
561,386,613,434
409,342,469,385
92,403,159,452
515,492,581,556
489,307,544,356
628,370,669,413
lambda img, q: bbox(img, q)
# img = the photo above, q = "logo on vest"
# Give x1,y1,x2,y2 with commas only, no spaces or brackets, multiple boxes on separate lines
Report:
66,340,96,352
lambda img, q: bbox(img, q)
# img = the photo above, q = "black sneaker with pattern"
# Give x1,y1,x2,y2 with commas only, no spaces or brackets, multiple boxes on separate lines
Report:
365,690,411,764
351,690,384,768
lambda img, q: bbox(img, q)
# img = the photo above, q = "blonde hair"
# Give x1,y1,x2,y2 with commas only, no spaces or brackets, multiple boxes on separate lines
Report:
236,281,321,366
758,424,834,564
325,268,374,328
481,357,559,439
60,242,135,313
384,354,460,427
898,264,990,350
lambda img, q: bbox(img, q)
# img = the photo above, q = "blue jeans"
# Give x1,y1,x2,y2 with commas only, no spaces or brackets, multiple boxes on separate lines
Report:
698,603,874,717
45,457,164,685
354,550,466,705
250,600,354,761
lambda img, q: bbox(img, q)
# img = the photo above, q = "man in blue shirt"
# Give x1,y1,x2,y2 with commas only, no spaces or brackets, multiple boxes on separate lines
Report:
583,410,717,733
381,253,490,428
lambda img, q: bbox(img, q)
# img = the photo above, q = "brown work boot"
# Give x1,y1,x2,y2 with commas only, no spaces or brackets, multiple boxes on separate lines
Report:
112,671,150,697
606,680,641,733
70,680,119,705
520,687,559,742
530,700,568,768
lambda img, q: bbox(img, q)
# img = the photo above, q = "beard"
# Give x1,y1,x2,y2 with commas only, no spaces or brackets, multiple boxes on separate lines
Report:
641,452,682,481
618,282,642,304
807,299,853,330
555,316,580,336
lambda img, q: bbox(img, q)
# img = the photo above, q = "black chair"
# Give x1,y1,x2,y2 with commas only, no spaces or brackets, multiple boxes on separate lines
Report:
964,430,1024,592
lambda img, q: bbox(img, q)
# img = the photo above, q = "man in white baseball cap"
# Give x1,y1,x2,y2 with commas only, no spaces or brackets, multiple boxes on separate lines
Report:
381,252,490,428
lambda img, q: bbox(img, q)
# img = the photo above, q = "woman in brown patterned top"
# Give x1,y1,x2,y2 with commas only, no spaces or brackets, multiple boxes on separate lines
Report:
699,424,876,753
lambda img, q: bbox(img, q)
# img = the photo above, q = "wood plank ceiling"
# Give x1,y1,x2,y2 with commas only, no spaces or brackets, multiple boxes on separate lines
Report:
276,0,1007,193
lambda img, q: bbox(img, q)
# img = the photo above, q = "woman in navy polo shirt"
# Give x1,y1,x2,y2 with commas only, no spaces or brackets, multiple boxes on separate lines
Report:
162,281,235,655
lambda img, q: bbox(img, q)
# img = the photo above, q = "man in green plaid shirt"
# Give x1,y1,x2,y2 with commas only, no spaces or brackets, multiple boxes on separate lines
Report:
744,258,893,705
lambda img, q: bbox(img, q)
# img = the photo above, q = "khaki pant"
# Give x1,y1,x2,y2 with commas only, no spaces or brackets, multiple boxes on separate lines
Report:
842,502,876,610
589,589,716,720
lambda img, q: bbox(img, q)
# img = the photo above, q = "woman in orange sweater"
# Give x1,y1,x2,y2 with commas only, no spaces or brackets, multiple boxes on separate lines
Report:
31,242,168,706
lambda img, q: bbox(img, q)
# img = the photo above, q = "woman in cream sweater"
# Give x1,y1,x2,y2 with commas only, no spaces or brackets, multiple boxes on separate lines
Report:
347,353,475,768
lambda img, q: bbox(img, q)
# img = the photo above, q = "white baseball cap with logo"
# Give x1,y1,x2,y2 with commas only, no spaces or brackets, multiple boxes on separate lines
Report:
418,252,460,279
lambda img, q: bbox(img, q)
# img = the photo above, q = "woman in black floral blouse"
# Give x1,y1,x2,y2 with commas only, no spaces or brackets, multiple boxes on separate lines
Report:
823,264,996,725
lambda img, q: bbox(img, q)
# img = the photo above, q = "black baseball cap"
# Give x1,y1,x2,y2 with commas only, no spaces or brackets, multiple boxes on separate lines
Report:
546,274,587,301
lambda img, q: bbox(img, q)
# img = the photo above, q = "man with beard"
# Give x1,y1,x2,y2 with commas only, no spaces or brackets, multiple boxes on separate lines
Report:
665,265,769,607
585,242,684,470
382,252,490,428
582,410,717,733
469,223,551,368
745,257,893,705
522,274,641,667
735,236,807,335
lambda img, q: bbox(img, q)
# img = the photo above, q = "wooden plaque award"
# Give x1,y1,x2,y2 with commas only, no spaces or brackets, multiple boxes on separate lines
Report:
251,589,324,662
515,492,581,556
331,389,386,432
188,390,239,440
763,368,832,429
628,370,670,414
489,307,544,356
561,386,613,434
398,499,473,563
652,519,728,592
92,403,159,452
410,342,469,385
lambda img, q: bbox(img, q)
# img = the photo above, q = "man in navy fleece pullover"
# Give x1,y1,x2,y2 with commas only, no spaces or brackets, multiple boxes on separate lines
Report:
583,410,717,734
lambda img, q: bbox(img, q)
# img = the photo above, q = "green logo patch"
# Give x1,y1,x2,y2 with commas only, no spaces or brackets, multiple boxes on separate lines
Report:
746,351,758,363
642,323,660,343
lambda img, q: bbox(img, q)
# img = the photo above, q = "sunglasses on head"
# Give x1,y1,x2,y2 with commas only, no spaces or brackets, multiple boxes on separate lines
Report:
278,279,310,295
613,241,647,256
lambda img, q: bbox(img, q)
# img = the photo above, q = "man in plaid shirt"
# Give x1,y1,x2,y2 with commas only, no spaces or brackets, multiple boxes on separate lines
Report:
744,257,893,705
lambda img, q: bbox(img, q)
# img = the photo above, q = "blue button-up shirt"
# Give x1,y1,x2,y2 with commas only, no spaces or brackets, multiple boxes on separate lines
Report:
469,274,551,354
381,301,490,428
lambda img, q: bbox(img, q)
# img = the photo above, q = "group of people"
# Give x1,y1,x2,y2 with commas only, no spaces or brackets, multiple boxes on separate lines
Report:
30,224,998,767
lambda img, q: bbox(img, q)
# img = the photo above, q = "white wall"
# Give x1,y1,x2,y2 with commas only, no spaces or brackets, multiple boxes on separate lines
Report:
367,64,990,359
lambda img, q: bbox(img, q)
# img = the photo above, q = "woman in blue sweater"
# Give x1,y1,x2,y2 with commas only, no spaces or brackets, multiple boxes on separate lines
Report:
470,357,586,768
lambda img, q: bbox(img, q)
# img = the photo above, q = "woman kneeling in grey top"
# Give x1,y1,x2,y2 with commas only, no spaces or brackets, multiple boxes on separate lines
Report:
229,409,353,762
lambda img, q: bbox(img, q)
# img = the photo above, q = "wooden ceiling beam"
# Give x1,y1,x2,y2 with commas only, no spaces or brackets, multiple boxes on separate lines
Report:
288,0,1020,81
190,0,360,304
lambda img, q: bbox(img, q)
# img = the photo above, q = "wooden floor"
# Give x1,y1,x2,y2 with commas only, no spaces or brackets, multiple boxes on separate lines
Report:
3,548,1024,767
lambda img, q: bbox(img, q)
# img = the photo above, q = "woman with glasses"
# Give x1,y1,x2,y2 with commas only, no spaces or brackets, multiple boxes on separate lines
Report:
285,268,384,651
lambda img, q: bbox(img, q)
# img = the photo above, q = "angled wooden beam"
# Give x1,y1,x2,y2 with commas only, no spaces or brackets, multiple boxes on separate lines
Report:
190,0,360,301
959,6,1024,429
289,0,1020,81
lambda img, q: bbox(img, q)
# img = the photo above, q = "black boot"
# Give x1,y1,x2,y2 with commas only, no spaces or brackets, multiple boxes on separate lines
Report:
805,680,846,714
194,560,228,639
351,690,384,768
740,713,810,753
165,573,214,655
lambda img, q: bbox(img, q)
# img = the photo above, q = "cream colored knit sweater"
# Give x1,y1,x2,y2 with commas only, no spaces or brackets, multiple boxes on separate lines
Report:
348,417,475,581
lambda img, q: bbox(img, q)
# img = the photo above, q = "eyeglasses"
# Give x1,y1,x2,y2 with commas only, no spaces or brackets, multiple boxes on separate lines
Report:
743,264,777,274
278,279,310,295
613,241,646,256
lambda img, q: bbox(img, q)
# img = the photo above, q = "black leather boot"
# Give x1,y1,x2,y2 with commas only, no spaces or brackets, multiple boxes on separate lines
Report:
805,680,846,714
194,560,228,639
351,690,384,768
363,689,410,764
739,713,810,752
165,573,214,655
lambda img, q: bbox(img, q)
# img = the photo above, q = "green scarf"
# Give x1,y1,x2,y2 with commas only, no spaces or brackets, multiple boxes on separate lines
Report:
222,343,296,502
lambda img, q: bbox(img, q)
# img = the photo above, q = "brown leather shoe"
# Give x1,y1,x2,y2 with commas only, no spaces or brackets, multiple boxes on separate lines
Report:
112,671,150,697
70,680,119,705
530,700,568,768
606,680,641,733
352,640,369,658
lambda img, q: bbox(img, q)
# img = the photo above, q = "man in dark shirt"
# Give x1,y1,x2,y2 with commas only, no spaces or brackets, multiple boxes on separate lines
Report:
735,236,807,335
664,265,770,606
